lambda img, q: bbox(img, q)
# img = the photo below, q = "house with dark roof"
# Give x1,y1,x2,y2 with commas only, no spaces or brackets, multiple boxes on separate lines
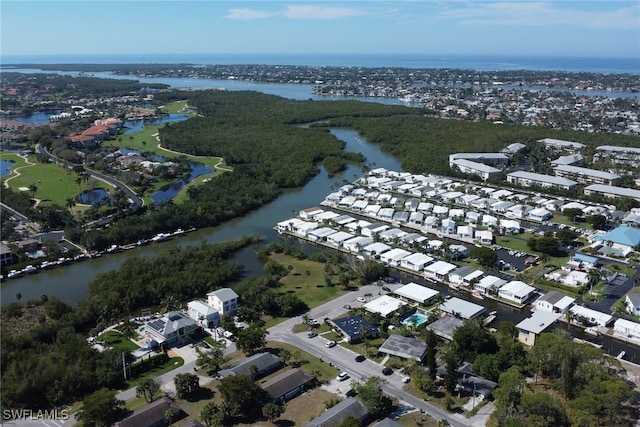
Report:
374,418,403,427
328,315,379,343
426,316,465,341
260,368,315,404
219,352,282,380
115,396,185,427
379,334,427,362
436,362,497,400
304,397,368,427
145,311,199,347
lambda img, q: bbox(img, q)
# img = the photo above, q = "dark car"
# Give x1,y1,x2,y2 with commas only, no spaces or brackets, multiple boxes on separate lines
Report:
355,355,366,362
382,367,393,376
345,389,358,397
382,286,391,292
307,332,318,338
343,304,351,309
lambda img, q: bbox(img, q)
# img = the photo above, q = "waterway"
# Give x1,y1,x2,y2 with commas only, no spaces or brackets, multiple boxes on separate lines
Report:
2,72,639,361
1,159,15,177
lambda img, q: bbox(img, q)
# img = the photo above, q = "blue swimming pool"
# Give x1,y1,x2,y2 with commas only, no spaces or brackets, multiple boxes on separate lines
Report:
402,313,429,327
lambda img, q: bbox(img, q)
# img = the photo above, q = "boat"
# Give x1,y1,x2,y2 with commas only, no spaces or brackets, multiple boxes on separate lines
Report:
616,351,626,360
573,337,603,349
483,314,496,325
151,233,170,242
21,265,37,274
472,290,485,300
137,239,150,246
172,228,185,236
106,244,121,253
7,269,22,279
585,326,601,337
40,260,55,269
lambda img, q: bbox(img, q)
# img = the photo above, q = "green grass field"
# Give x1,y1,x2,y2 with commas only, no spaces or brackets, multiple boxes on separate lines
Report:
97,330,140,352
124,357,184,389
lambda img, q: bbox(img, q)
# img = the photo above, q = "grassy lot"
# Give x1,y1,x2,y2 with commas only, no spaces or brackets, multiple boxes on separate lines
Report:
340,337,387,363
263,253,346,328
397,411,443,426
159,100,190,114
97,330,140,352
124,357,184,389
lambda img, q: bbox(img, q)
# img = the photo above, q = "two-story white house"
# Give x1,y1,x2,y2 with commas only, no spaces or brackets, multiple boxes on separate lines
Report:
207,288,239,318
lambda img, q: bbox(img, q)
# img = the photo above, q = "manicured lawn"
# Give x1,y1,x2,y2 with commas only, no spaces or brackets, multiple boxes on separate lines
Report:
1,156,109,209
97,330,139,352
397,411,443,426
124,357,184,389
159,100,190,114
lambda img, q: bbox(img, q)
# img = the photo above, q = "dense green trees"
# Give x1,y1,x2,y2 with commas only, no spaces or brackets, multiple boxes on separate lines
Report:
75,388,125,427
174,373,200,400
351,377,393,417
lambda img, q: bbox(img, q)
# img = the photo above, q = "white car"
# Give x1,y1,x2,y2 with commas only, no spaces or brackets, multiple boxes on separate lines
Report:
357,297,366,303
325,340,337,348
336,372,349,381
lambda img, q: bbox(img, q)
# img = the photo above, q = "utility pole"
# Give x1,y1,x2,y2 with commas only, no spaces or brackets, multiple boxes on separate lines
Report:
122,352,128,380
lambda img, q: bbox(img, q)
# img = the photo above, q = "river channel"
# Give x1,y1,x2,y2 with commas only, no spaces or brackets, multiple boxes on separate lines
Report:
2,72,639,361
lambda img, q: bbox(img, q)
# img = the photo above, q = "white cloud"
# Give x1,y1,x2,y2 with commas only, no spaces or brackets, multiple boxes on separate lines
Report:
437,2,640,30
226,8,277,21
284,5,368,20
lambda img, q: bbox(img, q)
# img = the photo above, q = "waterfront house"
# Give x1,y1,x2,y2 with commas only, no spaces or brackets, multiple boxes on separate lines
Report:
394,282,439,304
534,291,575,314
474,275,506,295
379,248,412,267
439,297,486,320
448,266,483,287
343,236,374,253
307,227,338,243
625,293,640,316
498,281,536,304
300,207,324,219
568,305,612,327
613,318,640,342
400,253,434,272
424,260,457,281
408,211,424,226
207,288,239,317
516,311,561,346
361,242,391,257
441,218,456,234
326,231,354,247
426,316,464,341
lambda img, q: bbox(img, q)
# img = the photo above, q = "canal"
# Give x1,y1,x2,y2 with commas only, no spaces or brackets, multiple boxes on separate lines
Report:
2,70,639,362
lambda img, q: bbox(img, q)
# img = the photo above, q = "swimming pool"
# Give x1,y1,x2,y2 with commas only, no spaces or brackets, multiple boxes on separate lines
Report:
402,313,429,327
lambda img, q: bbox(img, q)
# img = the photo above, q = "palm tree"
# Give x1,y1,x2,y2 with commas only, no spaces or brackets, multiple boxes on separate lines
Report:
28,184,37,199
160,295,178,314
15,292,22,305
65,197,76,212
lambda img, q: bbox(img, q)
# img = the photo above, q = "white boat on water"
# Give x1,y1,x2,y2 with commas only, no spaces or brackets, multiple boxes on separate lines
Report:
7,269,22,279
585,326,601,337
22,265,37,274
151,233,170,242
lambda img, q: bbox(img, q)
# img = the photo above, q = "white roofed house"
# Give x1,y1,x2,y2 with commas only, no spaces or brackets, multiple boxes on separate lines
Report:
326,231,354,247
534,291,575,314
568,305,612,327
506,171,578,191
528,208,552,222
394,282,440,304
364,203,381,216
379,228,407,242
457,225,474,239
207,288,239,317
351,200,369,211
625,293,640,316
613,318,640,343
187,300,220,328
299,207,324,219
482,214,498,227
380,248,412,267
474,275,506,296
393,211,410,224
409,211,424,226
516,311,561,346
498,281,536,304
362,223,389,238
424,260,457,281
307,227,337,243
378,207,395,221
475,230,494,245
500,219,521,234
465,211,481,225
400,252,434,272
440,297,486,320
441,218,456,234
343,236,374,253
448,266,483,287
362,242,392,257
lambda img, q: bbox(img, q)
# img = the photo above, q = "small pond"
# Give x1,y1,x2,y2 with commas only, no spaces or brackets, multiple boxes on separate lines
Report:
1,160,15,177
78,188,111,205
123,113,191,135
151,163,213,204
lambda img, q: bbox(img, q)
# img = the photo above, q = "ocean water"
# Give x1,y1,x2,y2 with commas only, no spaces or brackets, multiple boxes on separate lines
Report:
2,53,639,74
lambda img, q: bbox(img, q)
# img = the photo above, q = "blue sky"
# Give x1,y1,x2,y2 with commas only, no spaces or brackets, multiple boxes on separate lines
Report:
2,1,639,58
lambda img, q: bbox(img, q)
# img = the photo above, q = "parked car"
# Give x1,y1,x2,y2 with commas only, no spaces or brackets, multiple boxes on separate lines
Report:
343,304,351,309
355,355,366,362
345,389,358,397
325,340,337,348
307,332,318,338
382,286,391,292
336,372,349,381
382,367,393,376
357,297,366,303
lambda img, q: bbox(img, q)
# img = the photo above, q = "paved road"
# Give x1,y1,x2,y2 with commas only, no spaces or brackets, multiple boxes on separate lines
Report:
268,283,485,427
